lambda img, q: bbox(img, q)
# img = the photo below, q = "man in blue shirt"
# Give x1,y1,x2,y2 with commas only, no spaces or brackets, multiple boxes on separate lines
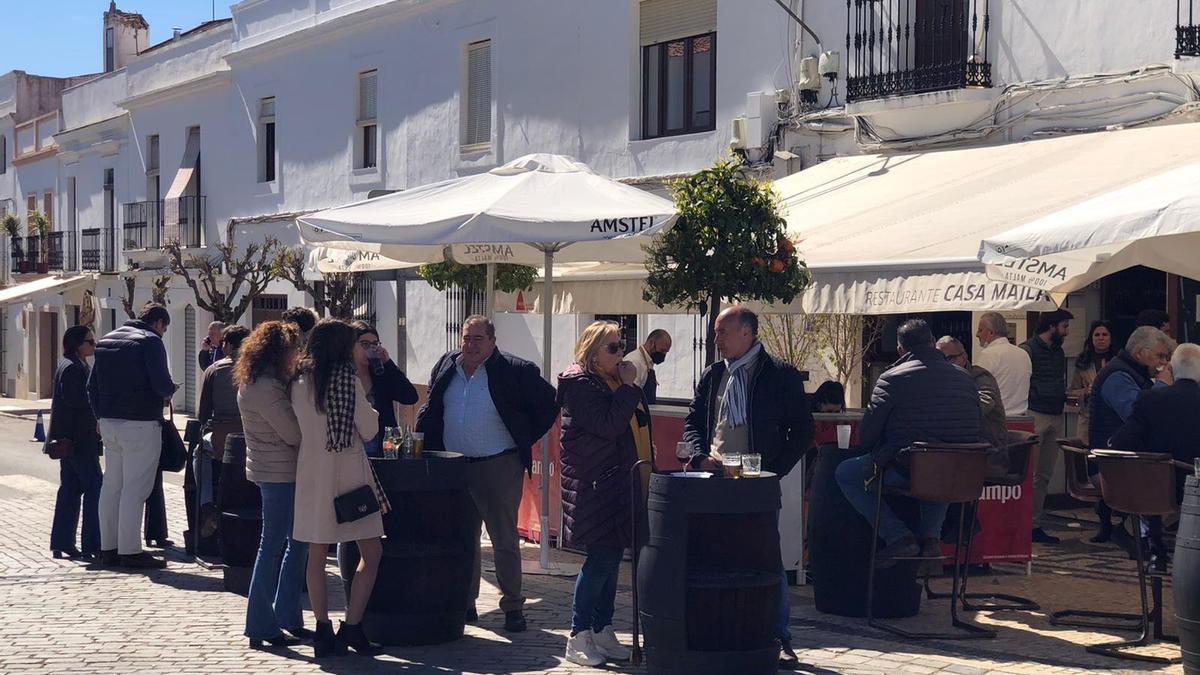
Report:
417,316,559,633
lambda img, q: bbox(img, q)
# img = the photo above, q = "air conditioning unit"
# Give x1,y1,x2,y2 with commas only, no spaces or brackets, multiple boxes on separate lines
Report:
744,91,779,149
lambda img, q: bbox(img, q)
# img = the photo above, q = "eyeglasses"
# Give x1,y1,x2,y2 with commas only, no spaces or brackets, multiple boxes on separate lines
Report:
358,340,381,349
604,342,622,355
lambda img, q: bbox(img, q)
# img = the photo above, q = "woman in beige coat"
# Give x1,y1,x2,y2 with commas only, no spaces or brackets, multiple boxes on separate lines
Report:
292,319,384,658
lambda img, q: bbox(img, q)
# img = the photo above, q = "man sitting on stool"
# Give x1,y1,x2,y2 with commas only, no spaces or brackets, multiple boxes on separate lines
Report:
836,320,982,567
1109,342,1200,572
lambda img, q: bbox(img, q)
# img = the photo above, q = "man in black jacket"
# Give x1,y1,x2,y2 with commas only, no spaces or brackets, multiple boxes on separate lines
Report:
1021,308,1073,544
1110,342,1200,570
682,305,813,666
87,303,176,569
416,315,558,633
836,320,981,566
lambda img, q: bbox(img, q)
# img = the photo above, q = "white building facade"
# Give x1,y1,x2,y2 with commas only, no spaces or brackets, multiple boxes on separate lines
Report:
2,0,1199,410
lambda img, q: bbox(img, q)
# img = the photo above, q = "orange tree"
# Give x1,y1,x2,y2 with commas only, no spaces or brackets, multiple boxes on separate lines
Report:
643,157,811,364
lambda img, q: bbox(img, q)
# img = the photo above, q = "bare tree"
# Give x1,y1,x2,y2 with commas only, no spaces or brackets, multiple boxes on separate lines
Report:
119,275,137,319
150,275,171,306
759,314,830,372
274,246,362,319
165,236,281,324
823,314,883,388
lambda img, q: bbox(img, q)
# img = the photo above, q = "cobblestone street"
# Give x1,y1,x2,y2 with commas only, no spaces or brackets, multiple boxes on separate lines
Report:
0,415,1187,674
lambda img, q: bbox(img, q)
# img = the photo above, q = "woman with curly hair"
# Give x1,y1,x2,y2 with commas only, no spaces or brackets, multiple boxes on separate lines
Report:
235,321,307,650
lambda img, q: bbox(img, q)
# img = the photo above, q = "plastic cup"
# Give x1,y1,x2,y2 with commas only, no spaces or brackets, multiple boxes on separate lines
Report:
741,453,762,477
837,424,852,449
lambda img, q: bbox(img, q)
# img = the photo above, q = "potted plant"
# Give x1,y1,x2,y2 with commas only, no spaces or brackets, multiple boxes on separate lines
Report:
2,213,24,274
28,210,49,274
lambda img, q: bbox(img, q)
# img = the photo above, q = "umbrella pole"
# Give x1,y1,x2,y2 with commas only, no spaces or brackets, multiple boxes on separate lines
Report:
485,263,496,320
539,250,554,570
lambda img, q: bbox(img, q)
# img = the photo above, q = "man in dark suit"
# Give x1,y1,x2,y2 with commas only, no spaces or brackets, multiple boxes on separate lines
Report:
416,315,559,633
1110,342,1200,570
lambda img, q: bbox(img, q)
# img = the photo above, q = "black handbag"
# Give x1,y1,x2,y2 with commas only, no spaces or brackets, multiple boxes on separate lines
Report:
160,404,188,472
334,484,381,524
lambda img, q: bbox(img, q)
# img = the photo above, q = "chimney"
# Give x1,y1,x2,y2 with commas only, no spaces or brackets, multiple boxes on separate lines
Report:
173,27,183,39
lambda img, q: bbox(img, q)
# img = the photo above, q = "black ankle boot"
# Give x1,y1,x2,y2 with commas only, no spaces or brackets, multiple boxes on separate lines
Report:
336,621,382,656
313,620,343,658
1090,520,1113,543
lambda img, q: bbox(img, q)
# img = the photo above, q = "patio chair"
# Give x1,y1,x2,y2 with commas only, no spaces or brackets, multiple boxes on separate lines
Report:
1085,449,1183,665
1048,439,1144,632
865,442,997,640
925,431,1040,612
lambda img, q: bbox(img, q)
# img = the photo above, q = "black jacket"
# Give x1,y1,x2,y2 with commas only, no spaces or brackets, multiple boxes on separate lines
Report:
87,320,175,421
366,360,419,445
682,348,813,477
1110,378,1200,499
1021,335,1067,415
50,357,100,456
859,345,982,468
199,345,224,371
415,349,559,473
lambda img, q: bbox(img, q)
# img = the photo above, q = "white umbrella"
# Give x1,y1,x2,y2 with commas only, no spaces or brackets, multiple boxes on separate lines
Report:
298,153,677,572
978,162,1200,303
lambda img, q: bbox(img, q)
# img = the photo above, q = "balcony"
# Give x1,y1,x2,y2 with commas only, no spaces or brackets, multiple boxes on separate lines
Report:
123,196,205,251
81,228,117,273
10,232,76,273
846,0,991,103
1181,0,1200,57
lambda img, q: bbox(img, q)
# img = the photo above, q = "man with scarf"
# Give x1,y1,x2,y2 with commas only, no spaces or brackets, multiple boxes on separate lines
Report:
836,320,981,570
682,305,813,667
1021,309,1073,544
626,329,672,405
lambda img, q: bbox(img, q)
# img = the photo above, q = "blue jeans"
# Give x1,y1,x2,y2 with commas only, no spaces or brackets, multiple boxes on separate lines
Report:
192,446,219,507
244,482,308,638
572,545,623,634
51,454,103,553
835,455,949,545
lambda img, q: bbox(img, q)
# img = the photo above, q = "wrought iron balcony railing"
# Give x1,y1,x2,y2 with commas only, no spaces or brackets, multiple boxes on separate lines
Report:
846,0,991,103
81,228,116,273
1181,0,1200,56
46,231,76,272
123,196,205,251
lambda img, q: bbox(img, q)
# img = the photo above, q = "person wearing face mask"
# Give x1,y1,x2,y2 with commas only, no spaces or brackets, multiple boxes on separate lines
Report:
625,329,671,405
48,325,102,560
1020,309,1073,545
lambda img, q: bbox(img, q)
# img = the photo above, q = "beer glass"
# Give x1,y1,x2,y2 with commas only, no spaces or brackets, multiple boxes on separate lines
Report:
411,431,424,458
721,453,742,478
741,453,762,477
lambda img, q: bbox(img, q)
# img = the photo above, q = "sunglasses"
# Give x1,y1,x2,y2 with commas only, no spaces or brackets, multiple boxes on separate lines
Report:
603,342,622,355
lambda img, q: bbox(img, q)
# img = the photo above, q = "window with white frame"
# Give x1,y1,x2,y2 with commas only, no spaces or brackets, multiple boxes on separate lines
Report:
639,0,717,139
462,40,492,150
258,97,276,182
356,70,378,170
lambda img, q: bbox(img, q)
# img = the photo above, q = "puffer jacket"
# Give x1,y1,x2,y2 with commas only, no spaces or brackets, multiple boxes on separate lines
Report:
1021,335,1067,415
860,344,982,469
238,373,303,484
557,363,642,549
87,320,175,421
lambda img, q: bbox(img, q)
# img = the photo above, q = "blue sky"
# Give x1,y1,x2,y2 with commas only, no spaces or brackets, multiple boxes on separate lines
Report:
2,1,231,77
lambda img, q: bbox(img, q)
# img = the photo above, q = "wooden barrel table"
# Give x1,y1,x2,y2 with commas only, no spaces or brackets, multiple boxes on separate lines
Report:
1174,475,1200,673
637,471,782,675
217,432,261,596
338,451,474,646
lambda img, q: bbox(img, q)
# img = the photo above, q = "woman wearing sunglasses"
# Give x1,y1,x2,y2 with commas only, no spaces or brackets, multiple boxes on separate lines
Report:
557,321,647,666
350,321,418,455
48,325,102,560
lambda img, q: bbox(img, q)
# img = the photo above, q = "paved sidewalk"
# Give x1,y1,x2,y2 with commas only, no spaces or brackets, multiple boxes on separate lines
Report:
0,466,1187,673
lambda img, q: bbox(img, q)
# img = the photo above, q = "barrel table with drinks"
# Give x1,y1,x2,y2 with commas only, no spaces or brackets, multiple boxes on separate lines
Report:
338,436,476,646
1175,475,1200,672
638,468,783,675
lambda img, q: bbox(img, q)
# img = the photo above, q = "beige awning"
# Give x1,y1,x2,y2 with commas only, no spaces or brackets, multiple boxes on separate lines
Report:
163,130,201,241
0,275,92,306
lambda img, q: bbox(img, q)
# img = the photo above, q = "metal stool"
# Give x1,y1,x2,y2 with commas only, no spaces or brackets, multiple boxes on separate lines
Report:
1085,450,1183,664
925,431,1041,612
866,442,997,639
1048,440,1145,631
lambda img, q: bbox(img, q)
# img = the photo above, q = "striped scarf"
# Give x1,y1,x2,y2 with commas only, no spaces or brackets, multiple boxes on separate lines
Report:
325,363,357,452
720,341,762,429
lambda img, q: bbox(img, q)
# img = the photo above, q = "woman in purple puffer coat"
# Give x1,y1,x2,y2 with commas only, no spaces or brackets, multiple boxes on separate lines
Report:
558,321,648,667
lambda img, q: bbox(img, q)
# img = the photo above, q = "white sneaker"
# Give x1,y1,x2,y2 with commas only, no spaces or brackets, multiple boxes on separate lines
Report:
565,630,605,666
592,625,632,661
